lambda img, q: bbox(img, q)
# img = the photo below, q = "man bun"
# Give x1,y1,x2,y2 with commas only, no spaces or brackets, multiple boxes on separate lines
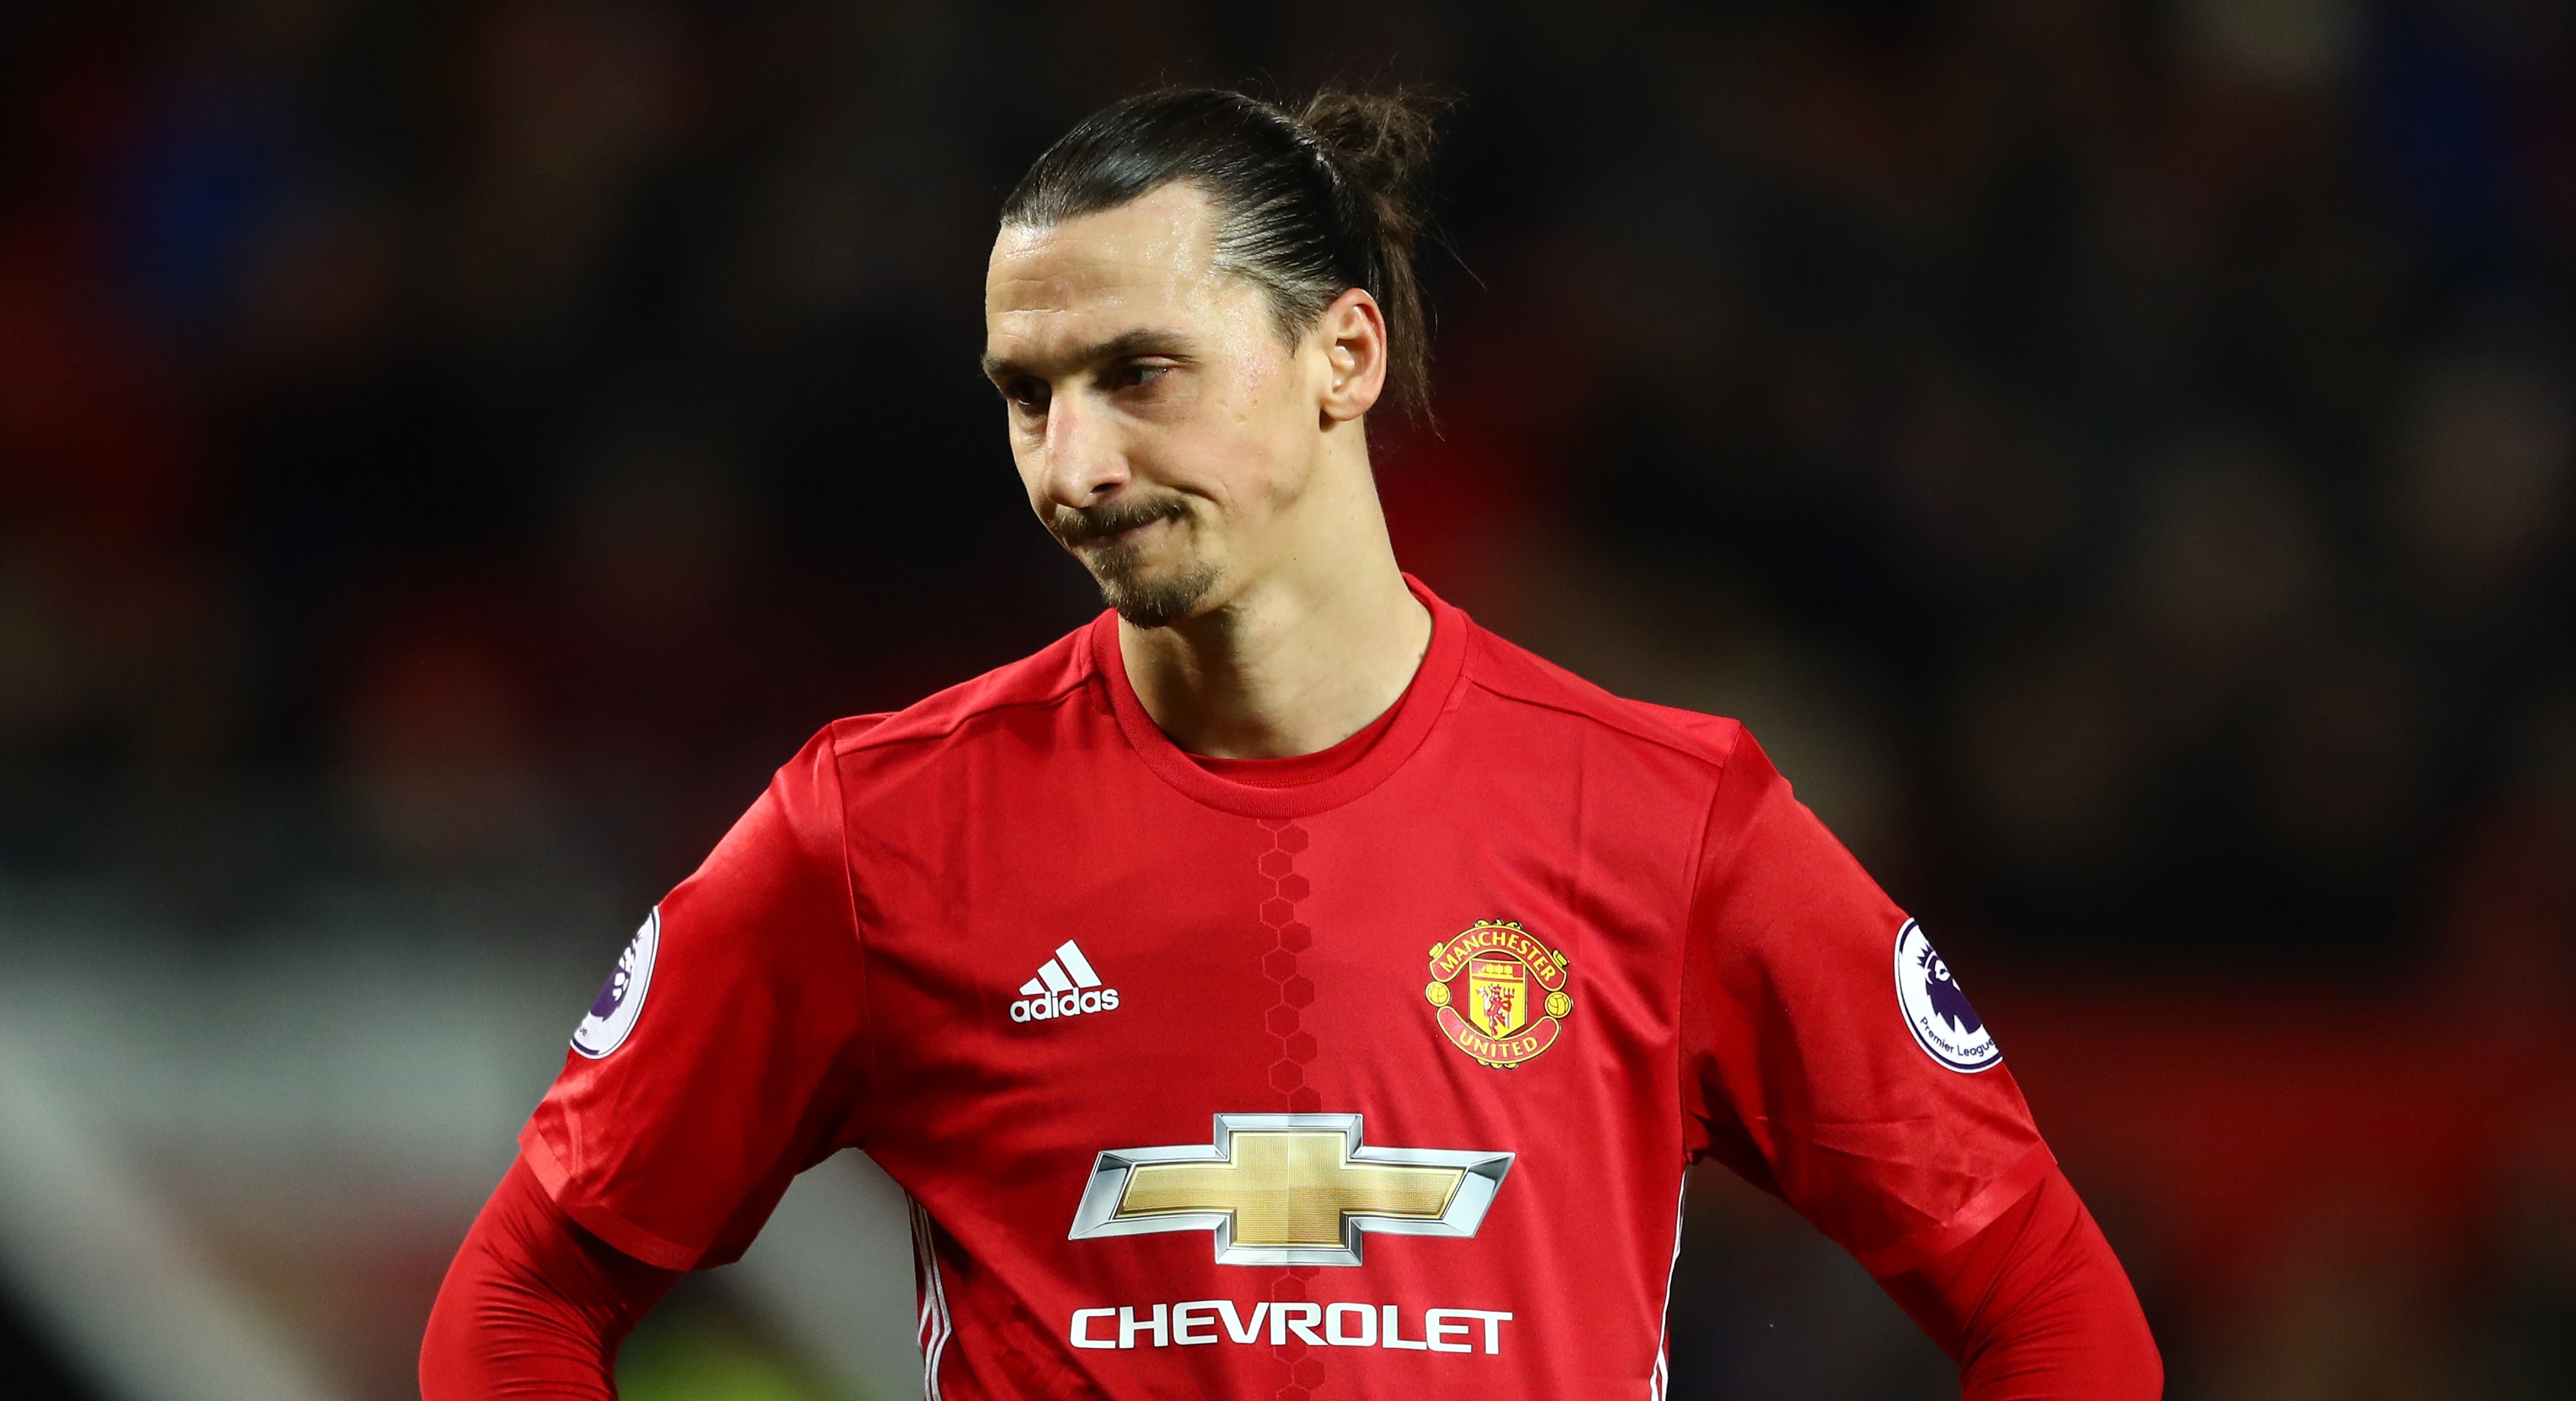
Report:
1003,85,1449,423
1298,88,1446,420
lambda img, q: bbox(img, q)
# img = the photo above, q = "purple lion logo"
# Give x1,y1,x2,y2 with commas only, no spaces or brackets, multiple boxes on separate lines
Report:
1896,920,1997,1072
573,910,659,1059
589,946,637,1018
1916,946,1981,1036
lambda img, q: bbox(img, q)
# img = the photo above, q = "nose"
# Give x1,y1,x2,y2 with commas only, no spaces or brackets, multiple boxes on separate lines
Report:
1037,394,1129,511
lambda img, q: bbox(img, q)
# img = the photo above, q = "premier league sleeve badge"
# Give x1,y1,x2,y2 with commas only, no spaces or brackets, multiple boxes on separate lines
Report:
571,909,660,1059
1893,918,2000,1073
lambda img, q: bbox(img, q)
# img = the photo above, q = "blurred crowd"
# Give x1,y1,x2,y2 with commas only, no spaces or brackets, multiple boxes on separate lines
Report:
3,2,2575,1397
6,0,2572,979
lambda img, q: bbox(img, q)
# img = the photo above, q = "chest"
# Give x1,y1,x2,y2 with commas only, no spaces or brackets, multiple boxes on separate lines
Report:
855,771,1696,1174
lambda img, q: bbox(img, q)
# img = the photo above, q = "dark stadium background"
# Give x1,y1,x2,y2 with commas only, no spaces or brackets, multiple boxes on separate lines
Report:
2,2,2572,1398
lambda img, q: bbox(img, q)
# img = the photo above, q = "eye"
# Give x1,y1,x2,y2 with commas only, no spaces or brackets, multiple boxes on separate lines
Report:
1001,377,1049,413
1109,359,1174,391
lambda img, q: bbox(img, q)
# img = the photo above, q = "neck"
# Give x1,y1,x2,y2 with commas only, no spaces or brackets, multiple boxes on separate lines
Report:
1117,463,1431,760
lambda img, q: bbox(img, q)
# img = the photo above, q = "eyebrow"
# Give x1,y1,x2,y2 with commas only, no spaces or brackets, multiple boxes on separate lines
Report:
982,328,1194,384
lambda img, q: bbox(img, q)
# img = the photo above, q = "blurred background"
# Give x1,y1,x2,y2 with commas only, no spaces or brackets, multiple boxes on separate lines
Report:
2,0,2573,1397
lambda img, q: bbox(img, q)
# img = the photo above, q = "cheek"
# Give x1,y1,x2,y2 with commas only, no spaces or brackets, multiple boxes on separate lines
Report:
1175,441,1300,528
1225,340,1312,431
1193,359,1312,496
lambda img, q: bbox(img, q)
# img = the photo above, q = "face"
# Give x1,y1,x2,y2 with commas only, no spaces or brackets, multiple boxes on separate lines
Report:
983,183,1358,628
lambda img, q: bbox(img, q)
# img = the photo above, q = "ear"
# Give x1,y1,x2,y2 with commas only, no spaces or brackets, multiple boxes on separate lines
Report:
1312,287,1388,425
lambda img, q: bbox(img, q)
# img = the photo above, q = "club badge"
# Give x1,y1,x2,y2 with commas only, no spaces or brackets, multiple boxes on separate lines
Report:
1423,920,1570,1068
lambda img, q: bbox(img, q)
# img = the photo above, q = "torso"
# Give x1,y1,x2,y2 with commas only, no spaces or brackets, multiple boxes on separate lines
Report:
843,593,1719,1399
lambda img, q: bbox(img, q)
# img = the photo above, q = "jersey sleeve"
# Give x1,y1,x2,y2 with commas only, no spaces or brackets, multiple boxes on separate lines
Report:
1679,727,2053,1276
518,724,871,1271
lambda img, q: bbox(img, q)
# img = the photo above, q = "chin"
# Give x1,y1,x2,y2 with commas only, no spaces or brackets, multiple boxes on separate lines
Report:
1094,555,1224,629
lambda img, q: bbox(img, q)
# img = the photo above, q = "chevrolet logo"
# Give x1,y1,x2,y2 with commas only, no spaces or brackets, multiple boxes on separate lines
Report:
1068,1114,1513,1267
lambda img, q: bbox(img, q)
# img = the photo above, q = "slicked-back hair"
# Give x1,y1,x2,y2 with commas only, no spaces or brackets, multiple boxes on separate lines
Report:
1001,86,1444,422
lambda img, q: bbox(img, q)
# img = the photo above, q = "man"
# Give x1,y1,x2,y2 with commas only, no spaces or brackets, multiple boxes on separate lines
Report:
422,87,2161,1399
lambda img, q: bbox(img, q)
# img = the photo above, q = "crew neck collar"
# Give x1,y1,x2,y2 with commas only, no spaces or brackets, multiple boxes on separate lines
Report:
1088,575,1470,819
1186,686,1405,787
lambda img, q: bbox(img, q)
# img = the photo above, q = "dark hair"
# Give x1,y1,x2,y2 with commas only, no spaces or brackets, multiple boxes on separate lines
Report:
1001,86,1444,421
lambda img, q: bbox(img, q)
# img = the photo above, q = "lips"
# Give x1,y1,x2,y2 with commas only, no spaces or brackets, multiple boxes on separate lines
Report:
1051,497,1191,548
1081,515,1169,548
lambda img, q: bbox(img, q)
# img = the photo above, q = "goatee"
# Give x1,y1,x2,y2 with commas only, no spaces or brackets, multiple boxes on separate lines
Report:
1048,496,1221,629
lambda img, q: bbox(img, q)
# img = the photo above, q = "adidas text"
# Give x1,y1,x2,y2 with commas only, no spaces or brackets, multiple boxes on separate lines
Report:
1011,940,1120,1024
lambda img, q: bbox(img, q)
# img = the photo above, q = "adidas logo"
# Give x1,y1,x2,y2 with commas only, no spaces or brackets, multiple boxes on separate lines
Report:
1009,940,1122,1024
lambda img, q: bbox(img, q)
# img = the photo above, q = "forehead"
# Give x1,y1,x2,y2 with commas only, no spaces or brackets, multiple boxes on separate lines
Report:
984,184,1238,353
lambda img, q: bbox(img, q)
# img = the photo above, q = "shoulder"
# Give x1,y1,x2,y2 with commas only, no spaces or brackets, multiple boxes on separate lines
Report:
759,626,1103,824
749,626,1097,852
819,625,1097,760
1458,622,1750,776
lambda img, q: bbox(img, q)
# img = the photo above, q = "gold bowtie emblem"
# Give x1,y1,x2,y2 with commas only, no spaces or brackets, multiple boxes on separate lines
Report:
1069,1114,1513,1267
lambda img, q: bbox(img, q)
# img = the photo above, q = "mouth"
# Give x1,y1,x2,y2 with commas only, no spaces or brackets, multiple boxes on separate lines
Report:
1076,513,1174,552
1049,493,1223,627
1049,497,1193,552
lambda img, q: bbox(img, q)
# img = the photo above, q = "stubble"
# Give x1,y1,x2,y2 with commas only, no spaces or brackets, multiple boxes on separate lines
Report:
1048,494,1223,628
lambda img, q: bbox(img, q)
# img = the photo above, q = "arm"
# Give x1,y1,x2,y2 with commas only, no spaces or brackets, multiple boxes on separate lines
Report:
1880,1166,2162,1400
420,1159,680,1400
424,724,872,1390
1679,727,2160,1396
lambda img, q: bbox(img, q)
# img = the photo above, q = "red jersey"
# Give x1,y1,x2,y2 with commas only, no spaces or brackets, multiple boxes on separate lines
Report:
519,579,2053,1400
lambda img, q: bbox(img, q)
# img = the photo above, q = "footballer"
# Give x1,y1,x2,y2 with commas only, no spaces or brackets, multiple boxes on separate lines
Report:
422,88,2161,1399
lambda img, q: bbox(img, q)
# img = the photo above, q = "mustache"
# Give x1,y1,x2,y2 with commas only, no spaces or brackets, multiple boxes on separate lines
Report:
1046,495,1193,547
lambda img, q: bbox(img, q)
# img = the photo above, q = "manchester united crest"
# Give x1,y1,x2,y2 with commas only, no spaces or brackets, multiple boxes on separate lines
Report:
1423,921,1572,1068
